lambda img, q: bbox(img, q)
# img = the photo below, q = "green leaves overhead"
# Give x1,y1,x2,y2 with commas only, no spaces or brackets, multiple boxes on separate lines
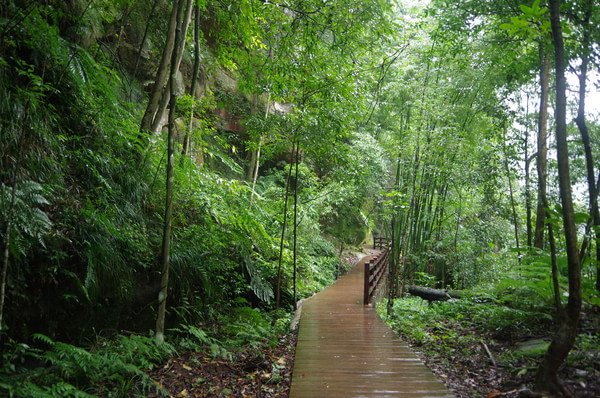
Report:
520,0,549,17
244,0,395,143
499,1,551,41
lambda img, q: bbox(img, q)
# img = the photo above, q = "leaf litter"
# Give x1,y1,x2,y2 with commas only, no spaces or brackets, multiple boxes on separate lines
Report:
146,332,297,398
403,310,600,398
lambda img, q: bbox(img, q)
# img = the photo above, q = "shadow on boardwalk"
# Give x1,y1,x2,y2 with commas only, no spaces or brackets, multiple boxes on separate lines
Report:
289,253,456,397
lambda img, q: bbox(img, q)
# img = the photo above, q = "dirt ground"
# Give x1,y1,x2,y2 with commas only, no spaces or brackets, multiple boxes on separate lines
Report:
146,331,297,398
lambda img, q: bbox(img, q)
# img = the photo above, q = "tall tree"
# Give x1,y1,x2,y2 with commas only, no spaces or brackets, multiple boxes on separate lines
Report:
181,0,202,160
533,44,551,249
140,1,179,135
141,0,193,136
502,129,521,255
246,0,396,302
535,0,583,393
570,0,600,292
493,0,553,250
275,146,295,309
155,0,193,344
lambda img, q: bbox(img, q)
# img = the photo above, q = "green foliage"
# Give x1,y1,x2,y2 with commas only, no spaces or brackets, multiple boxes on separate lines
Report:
11,1,599,396
499,0,551,42
383,290,552,357
381,297,434,345
414,272,437,288
0,0,159,340
382,244,567,372
371,1,522,290
172,305,284,359
0,333,174,397
490,248,569,312
172,325,231,359
393,271,553,332
224,306,271,348
567,333,600,368
2,0,396,345
0,381,96,398
0,181,52,259
299,255,340,294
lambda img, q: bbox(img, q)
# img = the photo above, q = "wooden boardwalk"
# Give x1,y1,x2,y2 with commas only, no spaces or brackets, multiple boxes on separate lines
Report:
289,253,455,397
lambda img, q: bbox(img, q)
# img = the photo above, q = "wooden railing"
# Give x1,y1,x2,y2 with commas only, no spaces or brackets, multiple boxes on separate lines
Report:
373,236,390,250
363,247,389,305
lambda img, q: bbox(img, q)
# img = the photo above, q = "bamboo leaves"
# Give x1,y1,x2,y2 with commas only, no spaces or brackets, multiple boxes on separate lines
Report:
0,182,51,250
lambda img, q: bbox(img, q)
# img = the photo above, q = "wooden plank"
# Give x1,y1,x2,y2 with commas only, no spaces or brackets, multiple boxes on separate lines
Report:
289,256,456,398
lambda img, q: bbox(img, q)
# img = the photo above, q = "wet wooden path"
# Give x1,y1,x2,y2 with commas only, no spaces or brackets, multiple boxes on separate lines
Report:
289,252,455,397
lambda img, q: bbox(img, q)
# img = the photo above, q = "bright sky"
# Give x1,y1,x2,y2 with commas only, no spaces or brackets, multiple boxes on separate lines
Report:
567,70,600,118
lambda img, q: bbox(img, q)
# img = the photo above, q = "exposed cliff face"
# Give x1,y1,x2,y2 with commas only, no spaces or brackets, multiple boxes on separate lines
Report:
212,69,247,133
57,0,258,137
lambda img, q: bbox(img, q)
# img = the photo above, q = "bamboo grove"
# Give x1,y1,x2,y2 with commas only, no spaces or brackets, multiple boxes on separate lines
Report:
0,0,599,396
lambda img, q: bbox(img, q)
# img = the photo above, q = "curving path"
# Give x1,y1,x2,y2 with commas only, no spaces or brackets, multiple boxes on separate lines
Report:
289,252,456,397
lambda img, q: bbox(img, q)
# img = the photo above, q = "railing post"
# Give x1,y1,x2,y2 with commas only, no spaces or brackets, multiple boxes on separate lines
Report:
364,246,392,306
373,236,390,250
364,260,370,305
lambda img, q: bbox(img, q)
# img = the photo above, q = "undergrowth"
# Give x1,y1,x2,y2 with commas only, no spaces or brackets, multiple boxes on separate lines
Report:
0,305,292,397
380,265,600,396
0,333,175,397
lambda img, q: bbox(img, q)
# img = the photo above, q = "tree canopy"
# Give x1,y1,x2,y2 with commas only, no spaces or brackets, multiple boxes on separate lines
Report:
1,0,599,396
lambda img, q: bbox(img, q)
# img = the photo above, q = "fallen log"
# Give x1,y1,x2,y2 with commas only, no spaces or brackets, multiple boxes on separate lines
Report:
407,285,463,302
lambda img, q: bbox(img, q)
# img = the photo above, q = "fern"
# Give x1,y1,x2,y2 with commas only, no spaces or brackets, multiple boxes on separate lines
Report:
67,48,88,86
33,333,55,346
3,334,172,397
0,181,52,257
48,382,95,398
108,334,176,370
242,252,274,303
204,146,244,175
1,381,96,398
224,306,272,348
493,249,568,312
169,232,213,306
172,325,231,359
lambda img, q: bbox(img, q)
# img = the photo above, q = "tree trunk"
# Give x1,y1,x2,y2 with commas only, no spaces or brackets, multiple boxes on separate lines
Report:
251,98,270,190
571,3,600,293
0,102,26,338
502,129,520,256
407,285,462,302
533,45,550,249
0,179,17,337
247,147,258,182
181,1,201,160
275,145,295,310
387,155,403,312
155,0,191,344
132,0,159,80
142,0,193,136
150,0,193,136
548,222,562,316
292,144,300,304
248,95,269,206
535,1,582,394
523,95,532,247
140,0,179,134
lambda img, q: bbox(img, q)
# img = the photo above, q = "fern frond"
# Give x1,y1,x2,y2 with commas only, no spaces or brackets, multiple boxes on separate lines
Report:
242,253,274,303
32,333,55,346
0,181,52,249
204,147,244,175
49,381,95,397
67,47,87,86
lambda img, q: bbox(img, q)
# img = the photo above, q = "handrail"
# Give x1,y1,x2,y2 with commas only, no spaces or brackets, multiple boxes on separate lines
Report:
363,247,389,305
373,236,390,250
